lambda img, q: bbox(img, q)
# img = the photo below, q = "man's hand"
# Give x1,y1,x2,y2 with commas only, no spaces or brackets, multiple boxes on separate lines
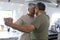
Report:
4,17,13,26
4,18,35,33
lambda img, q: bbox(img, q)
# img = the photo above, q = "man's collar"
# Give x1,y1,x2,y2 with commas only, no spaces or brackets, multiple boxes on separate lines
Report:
38,11,46,16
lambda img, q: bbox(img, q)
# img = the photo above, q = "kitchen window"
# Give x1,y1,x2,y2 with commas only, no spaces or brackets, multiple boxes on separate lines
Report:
0,11,13,31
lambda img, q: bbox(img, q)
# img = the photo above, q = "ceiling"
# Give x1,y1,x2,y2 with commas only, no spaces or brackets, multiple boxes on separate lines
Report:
0,0,58,3
0,0,25,3
0,0,60,7
0,0,59,3
0,0,59,4
0,0,8,2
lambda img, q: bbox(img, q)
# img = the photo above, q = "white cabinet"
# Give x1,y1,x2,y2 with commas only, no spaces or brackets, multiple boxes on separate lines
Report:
0,31,20,40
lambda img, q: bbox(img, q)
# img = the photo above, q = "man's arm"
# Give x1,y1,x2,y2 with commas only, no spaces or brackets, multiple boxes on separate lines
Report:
5,22,35,33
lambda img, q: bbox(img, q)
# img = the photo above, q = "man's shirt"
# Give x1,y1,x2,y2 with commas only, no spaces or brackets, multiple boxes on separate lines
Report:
30,13,49,40
15,14,34,40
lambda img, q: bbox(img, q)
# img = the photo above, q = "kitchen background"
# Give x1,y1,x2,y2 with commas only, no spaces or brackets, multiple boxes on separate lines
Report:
0,0,60,40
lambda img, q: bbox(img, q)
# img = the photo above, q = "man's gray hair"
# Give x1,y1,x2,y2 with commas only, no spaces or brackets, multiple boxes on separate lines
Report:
28,3,36,8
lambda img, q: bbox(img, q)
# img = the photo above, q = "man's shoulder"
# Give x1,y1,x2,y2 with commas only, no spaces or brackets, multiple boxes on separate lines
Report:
21,14,26,17
20,14,28,20
20,14,26,18
36,14,42,19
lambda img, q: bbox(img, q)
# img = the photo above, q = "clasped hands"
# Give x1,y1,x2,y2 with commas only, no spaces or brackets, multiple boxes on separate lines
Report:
4,17,13,26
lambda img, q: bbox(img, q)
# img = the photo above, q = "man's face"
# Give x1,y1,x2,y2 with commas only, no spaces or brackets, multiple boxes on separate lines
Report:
28,7,35,14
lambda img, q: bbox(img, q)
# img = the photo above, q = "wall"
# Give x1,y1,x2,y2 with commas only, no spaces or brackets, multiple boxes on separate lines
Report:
0,2,28,21
0,2,27,39
46,5,60,30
